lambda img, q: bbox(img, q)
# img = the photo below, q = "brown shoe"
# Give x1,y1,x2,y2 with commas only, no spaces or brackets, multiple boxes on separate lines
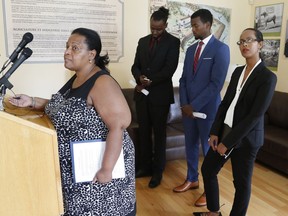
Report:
173,180,199,193
194,192,207,207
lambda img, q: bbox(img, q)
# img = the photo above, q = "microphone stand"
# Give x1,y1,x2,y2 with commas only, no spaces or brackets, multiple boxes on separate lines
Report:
0,46,33,111
0,74,14,111
0,86,7,111
1,58,11,72
0,64,7,111
0,58,11,111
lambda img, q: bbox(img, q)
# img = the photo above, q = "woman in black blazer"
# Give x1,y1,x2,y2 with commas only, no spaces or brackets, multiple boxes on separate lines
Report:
194,28,277,216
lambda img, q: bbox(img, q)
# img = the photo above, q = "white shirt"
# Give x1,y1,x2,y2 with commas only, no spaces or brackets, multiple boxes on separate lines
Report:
224,59,262,127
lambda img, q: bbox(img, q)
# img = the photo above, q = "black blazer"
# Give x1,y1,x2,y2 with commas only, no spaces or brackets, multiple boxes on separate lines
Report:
211,62,277,149
131,31,180,105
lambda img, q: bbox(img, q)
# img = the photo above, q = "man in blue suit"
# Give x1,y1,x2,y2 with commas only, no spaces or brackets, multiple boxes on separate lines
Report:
173,9,230,207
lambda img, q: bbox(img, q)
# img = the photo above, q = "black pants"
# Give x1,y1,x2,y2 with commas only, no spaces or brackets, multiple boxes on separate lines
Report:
201,125,260,215
135,99,170,174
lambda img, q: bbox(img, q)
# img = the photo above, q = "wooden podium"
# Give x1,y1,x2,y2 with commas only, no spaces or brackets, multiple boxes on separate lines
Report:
0,104,64,216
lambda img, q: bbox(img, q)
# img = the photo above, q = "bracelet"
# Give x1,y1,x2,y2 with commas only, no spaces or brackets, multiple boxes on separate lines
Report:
30,97,36,108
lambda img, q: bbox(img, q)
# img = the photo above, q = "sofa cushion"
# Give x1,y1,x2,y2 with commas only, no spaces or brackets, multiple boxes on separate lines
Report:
122,87,187,161
167,87,182,124
263,125,288,160
166,125,185,149
122,88,138,124
257,150,288,175
123,87,183,125
266,91,288,129
257,91,288,175
167,122,184,132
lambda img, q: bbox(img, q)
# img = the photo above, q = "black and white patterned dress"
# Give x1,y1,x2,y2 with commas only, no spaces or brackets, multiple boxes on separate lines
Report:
45,70,136,216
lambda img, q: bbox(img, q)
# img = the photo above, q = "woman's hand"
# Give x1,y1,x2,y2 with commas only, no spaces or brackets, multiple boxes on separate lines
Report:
8,94,33,108
209,135,228,156
92,168,112,184
217,143,228,156
208,135,219,151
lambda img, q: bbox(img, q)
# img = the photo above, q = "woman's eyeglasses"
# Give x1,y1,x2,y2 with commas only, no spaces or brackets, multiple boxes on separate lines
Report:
236,38,258,46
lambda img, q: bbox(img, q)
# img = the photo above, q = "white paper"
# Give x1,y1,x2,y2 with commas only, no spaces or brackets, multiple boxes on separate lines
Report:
193,112,207,119
70,140,125,183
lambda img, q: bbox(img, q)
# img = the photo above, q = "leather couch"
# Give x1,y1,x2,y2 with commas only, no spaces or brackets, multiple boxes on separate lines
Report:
123,87,288,175
256,91,288,175
122,87,186,171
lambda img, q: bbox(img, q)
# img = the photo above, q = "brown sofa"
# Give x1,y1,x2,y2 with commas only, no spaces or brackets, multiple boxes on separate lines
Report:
256,91,288,175
123,87,288,175
122,87,186,171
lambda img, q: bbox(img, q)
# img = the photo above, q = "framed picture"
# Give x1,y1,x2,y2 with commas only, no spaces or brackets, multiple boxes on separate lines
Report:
262,39,280,71
254,3,283,37
285,20,288,57
149,0,231,62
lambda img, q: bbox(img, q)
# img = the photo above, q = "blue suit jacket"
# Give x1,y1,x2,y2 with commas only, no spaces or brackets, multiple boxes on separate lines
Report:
179,35,230,120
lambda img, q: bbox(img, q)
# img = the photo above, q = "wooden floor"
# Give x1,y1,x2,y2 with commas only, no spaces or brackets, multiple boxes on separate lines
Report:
136,157,288,216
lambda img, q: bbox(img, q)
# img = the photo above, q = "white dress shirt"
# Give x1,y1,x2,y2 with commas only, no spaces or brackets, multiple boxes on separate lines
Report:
224,59,262,127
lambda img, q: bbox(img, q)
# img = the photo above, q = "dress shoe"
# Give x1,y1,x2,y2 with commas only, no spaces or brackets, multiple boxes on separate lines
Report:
194,192,207,207
148,173,162,188
193,212,222,216
173,180,199,193
135,169,152,178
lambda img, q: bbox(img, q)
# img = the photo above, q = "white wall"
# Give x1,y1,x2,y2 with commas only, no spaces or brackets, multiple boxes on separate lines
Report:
1,0,286,99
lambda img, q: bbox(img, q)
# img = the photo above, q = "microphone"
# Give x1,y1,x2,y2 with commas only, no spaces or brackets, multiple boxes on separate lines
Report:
4,32,33,68
0,47,33,89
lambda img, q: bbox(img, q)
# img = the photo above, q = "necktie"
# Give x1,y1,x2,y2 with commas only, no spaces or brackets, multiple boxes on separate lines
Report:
193,41,204,73
150,37,158,56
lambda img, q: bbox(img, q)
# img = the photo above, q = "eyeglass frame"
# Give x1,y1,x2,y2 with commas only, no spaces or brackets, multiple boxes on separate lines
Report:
236,38,259,46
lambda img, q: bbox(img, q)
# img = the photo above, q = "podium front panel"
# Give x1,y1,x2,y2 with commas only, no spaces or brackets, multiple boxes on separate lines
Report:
0,111,63,216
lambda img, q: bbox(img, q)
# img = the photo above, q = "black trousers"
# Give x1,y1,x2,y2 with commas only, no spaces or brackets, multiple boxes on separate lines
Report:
135,98,170,174
201,125,261,216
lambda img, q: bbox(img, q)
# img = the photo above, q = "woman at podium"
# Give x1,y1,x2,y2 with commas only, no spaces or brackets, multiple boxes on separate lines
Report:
9,28,136,216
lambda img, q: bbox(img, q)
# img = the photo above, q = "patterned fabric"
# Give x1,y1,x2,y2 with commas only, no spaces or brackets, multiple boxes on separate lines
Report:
45,71,136,215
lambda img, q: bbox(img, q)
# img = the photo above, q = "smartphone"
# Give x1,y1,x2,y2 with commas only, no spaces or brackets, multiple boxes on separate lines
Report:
144,77,151,82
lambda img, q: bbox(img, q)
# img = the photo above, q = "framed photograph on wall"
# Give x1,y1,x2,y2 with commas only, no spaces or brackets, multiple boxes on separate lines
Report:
285,20,288,57
262,39,280,71
149,0,231,62
254,3,283,37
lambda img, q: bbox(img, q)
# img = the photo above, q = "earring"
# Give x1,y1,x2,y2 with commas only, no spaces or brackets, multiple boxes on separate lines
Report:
89,59,92,63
